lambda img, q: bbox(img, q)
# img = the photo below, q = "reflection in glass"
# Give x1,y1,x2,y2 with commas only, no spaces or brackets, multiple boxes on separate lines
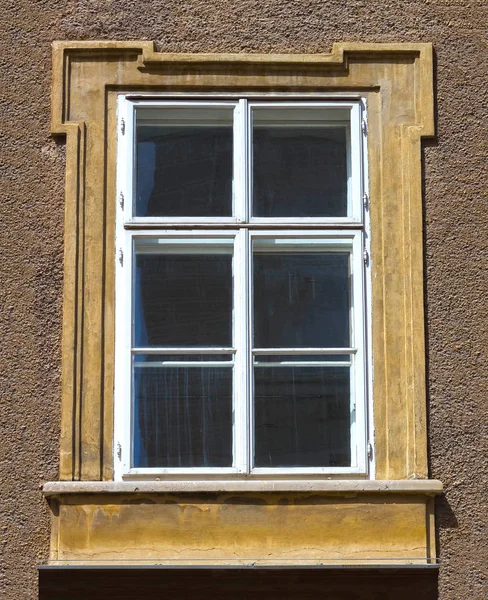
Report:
136,107,233,217
253,251,350,348
134,250,232,347
133,364,233,468
252,108,348,217
254,366,350,467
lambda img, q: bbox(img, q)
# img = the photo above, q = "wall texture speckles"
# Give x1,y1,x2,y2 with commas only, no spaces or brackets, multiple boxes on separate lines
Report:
0,1,487,598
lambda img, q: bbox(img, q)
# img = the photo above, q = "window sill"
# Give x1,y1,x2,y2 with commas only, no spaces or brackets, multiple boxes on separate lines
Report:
42,479,443,497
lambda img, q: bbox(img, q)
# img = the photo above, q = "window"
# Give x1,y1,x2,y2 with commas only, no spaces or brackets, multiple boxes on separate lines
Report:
115,98,369,478
48,42,440,566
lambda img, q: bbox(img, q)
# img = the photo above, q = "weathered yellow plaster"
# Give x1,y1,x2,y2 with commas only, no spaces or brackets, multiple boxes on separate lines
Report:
49,493,434,565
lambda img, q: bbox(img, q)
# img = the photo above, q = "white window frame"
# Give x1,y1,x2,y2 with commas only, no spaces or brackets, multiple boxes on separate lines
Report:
114,95,371,481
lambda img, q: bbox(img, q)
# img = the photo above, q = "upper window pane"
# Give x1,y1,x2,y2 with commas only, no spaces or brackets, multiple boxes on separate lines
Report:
135,106,234,217
253,242,351,348
134,239,233,347
252,107,349,218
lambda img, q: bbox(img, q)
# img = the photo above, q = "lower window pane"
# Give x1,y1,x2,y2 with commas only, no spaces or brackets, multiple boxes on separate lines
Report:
254,367,351,468
133,365,233,468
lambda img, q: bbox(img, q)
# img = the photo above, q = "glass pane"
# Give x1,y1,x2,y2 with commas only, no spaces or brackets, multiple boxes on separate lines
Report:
253,354,351,364
133,365,233,468
135,107,233,217
134,245,233,347
254,366,350,467
253,250,350,348
252,108,348,218
134,354,233,363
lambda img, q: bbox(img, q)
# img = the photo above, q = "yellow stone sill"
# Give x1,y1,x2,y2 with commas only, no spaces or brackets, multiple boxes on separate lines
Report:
43,479,443,498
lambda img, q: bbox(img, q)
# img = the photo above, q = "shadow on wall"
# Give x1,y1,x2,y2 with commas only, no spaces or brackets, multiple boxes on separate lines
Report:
39,567,439,600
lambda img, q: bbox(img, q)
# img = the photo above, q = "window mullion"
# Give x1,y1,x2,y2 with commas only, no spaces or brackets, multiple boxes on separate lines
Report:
234,99,248,223
233,228,250,472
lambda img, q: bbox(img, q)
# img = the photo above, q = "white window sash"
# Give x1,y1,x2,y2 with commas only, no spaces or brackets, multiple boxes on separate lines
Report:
114,96,370,480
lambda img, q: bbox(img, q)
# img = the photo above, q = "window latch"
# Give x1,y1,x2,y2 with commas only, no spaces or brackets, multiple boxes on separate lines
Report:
367,441,373,460
119,191,124,210
120,118,125,136
361,117,368,136
117,442,122,461
363,193,369,210
118,248,124,267
363,249,369,265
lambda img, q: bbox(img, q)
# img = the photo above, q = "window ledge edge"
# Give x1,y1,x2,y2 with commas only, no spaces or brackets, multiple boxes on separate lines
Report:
42,479,443,497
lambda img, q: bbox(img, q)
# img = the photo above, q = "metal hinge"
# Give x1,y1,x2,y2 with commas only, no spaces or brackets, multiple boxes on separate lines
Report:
120,118,125,136
118,248,124,266
363,249,369,265
119,191,124,210
361,117,368,136
363,192,369,210
367,441,373,460
116,442,122,461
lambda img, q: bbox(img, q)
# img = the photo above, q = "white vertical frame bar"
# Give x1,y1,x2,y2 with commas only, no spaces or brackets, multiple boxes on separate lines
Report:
234,100,248,223
349,102,363,223
247,229,255,471
246,100,254,223
361,96,374,478
114,95,134,479
233,229,249,472
350,232,367,472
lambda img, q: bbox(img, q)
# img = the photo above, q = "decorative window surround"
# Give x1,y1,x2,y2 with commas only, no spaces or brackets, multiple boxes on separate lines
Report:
45,41,441,566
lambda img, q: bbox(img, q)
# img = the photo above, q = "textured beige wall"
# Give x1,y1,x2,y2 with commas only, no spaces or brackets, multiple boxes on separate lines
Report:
0,1,486,598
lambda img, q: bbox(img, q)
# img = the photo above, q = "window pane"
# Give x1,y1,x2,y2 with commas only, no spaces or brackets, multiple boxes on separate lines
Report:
253,354,351,364
135,107,233,217
254,366,351,467
133,354,233,363
253,250,350,348
252,108,348,218
133,364,233,468
134,245,233,347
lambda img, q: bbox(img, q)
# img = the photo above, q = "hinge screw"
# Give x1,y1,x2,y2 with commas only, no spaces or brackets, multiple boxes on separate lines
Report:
117,442,122,460
118,248,124,266
363,249,369,265
121,119,125,136
367,442,373,460
363,193,369,210
119,191,124,210
361,118,368,136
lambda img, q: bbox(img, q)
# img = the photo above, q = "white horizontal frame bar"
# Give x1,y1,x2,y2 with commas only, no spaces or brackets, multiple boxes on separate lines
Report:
250,467,367,475
126,467,244,476
122,92,364,100
127,217,239,226
132,347,236,354
249,229,358,239
252,348,357,355
253,362,352,368
134,361,234,368
124,218,364,228
248,101,360,110
131,100,239,109
131,229,239,238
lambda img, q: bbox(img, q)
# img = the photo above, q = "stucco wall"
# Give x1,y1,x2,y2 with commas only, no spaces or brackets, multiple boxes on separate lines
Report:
0,1,486,598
